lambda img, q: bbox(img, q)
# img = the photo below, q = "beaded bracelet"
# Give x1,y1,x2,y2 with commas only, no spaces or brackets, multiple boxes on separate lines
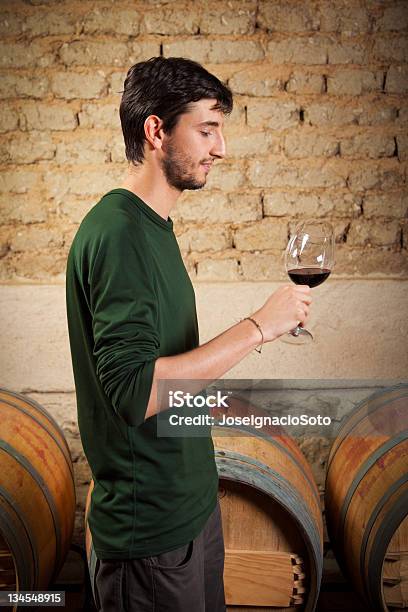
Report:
243,316,264,354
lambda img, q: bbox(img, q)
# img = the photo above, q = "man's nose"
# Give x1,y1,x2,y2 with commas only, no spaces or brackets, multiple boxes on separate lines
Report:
210,133,226,159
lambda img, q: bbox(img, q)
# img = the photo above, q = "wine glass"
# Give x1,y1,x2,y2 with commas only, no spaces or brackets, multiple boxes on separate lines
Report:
281,221,335,345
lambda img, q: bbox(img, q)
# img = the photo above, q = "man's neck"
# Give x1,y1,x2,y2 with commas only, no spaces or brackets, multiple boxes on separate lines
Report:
121,164,181,221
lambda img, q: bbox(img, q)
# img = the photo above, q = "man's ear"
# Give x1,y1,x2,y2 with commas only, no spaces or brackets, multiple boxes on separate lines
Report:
144,115,164,151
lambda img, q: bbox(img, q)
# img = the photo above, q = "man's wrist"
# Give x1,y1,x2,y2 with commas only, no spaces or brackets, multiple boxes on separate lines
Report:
240,317,264,353
244,316,264,353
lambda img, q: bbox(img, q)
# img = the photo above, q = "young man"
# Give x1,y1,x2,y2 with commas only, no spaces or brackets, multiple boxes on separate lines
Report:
66,57,311,612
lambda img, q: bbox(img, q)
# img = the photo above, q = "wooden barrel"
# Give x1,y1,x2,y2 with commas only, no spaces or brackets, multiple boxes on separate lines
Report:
213,396,323,612
0,388,76,593
325,384,408,611
85,396,323,612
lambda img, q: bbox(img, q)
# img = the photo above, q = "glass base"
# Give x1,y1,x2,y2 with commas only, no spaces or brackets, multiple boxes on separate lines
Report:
280,326,314,345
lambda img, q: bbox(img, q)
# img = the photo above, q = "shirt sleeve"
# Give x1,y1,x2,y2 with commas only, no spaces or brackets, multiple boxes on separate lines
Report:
88,212,160,427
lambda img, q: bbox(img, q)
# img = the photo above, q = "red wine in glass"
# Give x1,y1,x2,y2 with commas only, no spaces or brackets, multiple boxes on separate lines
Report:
288,267,331,288
282,222,335,345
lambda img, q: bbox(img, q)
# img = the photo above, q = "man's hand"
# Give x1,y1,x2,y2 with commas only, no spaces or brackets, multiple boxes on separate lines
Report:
251,284,312,342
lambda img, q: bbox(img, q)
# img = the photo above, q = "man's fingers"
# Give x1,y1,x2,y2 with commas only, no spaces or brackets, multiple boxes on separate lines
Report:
302,309,310,325
295,291,313,305
295,284,312,293
297,305,309,324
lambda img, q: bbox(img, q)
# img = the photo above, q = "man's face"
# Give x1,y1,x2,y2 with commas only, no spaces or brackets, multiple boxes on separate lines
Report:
160,99,226,191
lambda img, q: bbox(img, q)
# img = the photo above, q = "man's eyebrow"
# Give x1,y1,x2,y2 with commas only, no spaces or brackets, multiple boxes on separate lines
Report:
196,120,222,127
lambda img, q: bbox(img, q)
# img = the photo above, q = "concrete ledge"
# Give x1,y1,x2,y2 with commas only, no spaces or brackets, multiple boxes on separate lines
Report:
0,280,407,395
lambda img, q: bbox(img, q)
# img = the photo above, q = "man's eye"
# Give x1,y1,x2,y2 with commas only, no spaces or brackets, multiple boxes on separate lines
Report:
200,131,212,137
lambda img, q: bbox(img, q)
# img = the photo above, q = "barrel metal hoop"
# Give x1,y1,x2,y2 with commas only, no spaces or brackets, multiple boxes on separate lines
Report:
0,396,74,480
216,451,322,554
366,483,408,611
327,385,408,472
0,440,62,574
337,431,408,541
214,424,321,508
0,484,38,589
216,451,322,612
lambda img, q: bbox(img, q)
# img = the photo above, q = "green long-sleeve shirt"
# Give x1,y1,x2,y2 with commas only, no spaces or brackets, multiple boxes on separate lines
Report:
66,188,218,559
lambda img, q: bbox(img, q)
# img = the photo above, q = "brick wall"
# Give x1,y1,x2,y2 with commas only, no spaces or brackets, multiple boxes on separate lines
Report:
0,0,407,281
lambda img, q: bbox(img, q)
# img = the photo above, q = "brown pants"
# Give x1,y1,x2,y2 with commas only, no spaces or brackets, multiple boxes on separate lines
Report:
94,501,226,612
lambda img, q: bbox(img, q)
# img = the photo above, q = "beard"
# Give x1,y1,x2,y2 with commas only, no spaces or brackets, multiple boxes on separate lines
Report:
160,140,206,191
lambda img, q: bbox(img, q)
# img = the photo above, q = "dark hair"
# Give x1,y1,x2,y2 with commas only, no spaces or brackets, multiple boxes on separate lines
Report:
119,56,233,165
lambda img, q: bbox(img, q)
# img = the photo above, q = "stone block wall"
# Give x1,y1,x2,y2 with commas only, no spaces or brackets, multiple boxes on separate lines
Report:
0,0,407,280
